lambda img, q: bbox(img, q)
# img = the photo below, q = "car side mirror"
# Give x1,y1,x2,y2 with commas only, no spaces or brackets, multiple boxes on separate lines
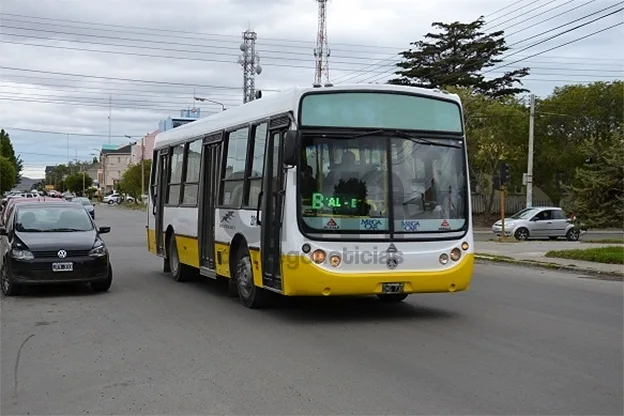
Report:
0,226,7,236
283,130,300,166
98,226,111,234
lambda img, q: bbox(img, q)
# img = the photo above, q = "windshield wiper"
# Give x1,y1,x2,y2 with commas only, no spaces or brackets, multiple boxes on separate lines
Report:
44,228,85,232
352,129,462,149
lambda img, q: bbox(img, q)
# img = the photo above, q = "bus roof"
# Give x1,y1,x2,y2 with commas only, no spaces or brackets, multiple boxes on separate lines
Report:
154,84,460,149
153,84,461,150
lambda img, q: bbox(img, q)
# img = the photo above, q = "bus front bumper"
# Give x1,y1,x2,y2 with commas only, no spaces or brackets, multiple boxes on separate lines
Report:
280,253,474,296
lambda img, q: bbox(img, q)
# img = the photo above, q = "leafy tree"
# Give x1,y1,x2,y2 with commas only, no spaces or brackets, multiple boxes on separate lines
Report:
388,17,530,97
450,87,528,213
562,133,623,228
0,129,23,185
64,172,93,194
0,156,17,194
119,160,151,200
533,81,624,204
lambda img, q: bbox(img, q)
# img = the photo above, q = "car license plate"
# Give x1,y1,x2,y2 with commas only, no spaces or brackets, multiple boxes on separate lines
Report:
52,262,73,272
382,283,404,294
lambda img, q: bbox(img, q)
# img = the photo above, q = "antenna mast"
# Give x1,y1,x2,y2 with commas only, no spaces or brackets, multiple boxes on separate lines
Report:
238,29,262,103
313,0,331,86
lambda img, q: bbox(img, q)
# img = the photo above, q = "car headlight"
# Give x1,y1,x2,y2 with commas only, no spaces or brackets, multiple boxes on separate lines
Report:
11,248,34,260
505,222,515,228
89,240,107,257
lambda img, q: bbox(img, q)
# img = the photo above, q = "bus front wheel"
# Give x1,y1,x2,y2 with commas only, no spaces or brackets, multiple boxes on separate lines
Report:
377,294,408,302
234,248,271,309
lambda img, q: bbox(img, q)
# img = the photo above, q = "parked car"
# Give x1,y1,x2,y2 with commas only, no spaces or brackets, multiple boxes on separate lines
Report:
0,201,113,296
72,197,95,219
103,192,135,204
491,206,585,241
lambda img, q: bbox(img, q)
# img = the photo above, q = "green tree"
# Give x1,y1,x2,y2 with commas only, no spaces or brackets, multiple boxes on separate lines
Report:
0,156,17,194
0,129,24,185
388,17,530,97
450,87,529,213
119,160,151,200
534,81,624,204
64,172,93,194
562,133,624,228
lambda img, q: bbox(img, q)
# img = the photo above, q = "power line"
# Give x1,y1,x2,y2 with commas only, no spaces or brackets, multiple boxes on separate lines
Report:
485,0,543,25
4,126,147,137
0,24,385,61
485,0,534,18
0,65,280,91
484,21,624,74
507,2,624,47
505,0,599,37
0,12,402,51
487,0,561,31
489,0,576,34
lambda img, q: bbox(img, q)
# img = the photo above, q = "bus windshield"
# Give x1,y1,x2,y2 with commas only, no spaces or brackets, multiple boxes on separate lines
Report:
299,134,468,235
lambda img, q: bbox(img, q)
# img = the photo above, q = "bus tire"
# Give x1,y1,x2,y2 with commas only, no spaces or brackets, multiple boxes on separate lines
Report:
167,234,194,282
377,294,408,302
234,248,271,309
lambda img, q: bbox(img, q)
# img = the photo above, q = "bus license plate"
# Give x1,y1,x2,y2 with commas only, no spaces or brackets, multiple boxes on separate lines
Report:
52,262,73,272
382,283,404,294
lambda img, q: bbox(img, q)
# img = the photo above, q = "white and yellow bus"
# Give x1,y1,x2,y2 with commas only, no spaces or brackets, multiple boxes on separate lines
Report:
147,84,474,308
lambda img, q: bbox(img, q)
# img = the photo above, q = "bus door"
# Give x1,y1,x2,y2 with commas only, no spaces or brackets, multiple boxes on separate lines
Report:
260,127,288,290
198,134,222,275
153,148,170,256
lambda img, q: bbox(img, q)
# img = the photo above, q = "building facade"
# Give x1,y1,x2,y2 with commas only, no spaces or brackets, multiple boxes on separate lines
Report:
98,144,132,194
130,130,159,165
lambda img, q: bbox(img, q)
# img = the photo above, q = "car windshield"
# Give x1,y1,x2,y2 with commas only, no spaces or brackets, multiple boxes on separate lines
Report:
299,134,468,236
15,205,94,232
510,208,539,219
73,198,91,206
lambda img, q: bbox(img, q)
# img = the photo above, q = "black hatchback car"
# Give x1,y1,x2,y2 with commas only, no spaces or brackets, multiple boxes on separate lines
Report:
0,201,113,296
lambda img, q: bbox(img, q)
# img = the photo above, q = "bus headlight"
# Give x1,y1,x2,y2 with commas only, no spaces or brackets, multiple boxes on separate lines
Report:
439,253,449,265
329,255,341,267
461,242,469,251
311,249,326,264
450,248,461,261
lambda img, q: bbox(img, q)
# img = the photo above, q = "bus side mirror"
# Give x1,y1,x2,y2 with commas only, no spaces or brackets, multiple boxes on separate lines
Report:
283,130,300,166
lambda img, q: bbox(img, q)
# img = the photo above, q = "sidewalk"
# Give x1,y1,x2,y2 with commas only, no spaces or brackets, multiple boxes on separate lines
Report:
474,241,624,279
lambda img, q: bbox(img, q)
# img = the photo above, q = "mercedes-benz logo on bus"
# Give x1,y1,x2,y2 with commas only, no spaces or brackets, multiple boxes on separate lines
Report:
386,257,398,269
57,250,67,259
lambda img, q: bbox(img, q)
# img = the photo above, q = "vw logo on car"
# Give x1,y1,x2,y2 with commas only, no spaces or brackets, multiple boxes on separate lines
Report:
57,250,67,259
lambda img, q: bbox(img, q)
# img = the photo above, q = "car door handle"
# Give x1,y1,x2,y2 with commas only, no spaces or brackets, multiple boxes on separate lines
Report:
547,221,552,224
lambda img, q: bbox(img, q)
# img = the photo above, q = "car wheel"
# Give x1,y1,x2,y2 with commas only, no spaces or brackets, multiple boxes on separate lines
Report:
1,262,20,296
377,294,408,302
566,228,580,241
107,200,114,204
234,248,271,309
514,227,529,241
91,266,112,293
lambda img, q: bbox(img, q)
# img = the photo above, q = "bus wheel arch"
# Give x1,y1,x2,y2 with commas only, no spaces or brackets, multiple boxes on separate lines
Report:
230,236,271,309
165,227,194,282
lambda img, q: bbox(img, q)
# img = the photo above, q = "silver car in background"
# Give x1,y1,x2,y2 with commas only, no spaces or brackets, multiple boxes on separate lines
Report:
73,197,95,219
492,206,584,241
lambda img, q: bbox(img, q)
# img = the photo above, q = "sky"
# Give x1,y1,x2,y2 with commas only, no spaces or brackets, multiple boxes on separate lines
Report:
1,0,622,179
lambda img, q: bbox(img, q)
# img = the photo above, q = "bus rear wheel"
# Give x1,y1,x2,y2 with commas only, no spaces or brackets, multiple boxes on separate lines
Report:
234,248,271,309
377,294,408,302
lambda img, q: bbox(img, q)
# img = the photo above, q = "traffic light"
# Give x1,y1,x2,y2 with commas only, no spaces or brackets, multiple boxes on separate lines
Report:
499,162,510,185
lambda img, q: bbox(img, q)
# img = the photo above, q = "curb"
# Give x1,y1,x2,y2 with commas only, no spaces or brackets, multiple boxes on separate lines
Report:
475,254,624,281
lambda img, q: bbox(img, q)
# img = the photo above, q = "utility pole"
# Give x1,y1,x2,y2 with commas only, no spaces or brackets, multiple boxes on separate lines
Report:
314,0,331,87
66,133,70,166
108,94,112,144
141,136,145,198
238,29,262,103
525,93,535,208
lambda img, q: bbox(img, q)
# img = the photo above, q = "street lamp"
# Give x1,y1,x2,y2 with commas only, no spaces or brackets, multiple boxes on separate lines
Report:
193,95,226,111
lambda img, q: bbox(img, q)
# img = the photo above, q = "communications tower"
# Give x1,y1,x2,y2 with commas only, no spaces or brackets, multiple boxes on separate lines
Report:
313,0,331,86
238,29,263,103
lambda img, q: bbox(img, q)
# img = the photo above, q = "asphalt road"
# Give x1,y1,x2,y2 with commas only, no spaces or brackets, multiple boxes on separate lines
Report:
1,205,622,415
